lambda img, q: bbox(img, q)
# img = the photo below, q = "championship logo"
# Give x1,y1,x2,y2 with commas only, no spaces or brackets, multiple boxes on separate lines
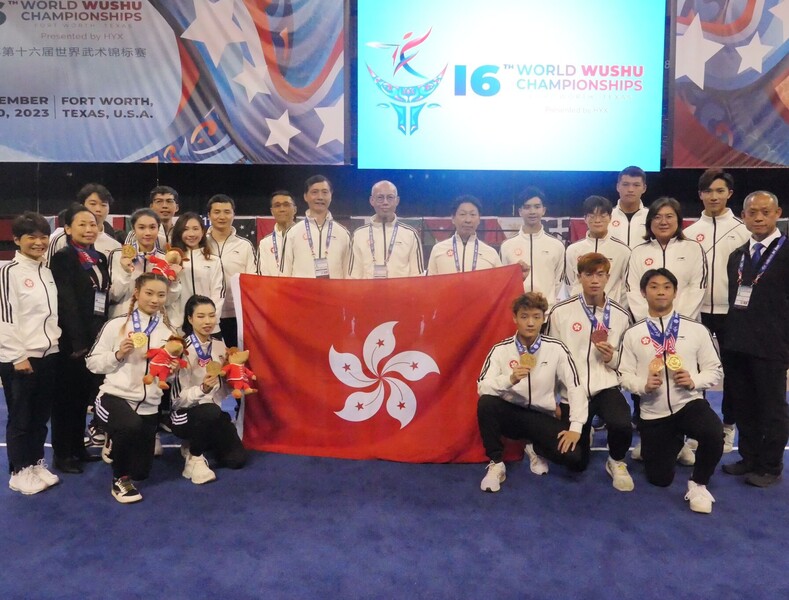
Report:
365,29,447,135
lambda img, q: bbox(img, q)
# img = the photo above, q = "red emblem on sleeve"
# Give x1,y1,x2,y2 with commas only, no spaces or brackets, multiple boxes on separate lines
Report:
24,279,34,288
696,233,705,242
645,258,654,266
572,322,582,332
641,336,651,345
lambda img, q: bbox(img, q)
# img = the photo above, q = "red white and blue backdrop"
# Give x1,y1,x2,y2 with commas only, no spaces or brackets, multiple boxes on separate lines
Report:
672,0,789,167
0,0,344,163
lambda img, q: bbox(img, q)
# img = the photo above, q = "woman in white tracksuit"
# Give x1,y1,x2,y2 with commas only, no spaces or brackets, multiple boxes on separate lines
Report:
86,272,177,504
171,295,246,485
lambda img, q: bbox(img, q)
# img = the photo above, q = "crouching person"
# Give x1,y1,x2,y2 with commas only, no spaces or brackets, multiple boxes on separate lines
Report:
477,292,588,492
618,268,723,513
171,295,246,484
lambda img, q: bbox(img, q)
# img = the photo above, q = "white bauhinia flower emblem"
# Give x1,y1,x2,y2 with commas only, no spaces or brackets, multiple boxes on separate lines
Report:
330,321,439,429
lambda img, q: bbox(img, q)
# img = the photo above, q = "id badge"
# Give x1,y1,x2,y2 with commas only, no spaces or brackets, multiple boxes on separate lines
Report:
314,257,330,279
93,290,107,316
373,264,388,279
734,285,752,309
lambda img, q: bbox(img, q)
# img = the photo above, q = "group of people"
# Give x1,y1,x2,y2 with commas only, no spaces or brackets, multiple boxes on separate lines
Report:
478,167,788,516
1,166,786,511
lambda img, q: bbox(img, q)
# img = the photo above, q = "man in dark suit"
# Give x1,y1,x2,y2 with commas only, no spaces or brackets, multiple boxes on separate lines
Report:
722,191,789,487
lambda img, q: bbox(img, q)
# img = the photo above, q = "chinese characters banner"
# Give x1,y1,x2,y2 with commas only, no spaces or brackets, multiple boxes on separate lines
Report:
0,0,344,164
671,0,789,167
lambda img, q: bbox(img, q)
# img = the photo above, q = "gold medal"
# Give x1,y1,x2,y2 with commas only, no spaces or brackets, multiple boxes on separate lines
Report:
130,332,148,348
205,361,222,377
121,244,137,259
666,354,683,371
520,353,537,368
649,357,664,374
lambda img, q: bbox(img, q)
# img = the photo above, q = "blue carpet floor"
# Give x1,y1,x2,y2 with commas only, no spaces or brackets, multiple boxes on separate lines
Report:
1,391,787,599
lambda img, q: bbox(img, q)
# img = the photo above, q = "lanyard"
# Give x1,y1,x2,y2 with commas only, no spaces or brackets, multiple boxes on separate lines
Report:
514,334,542,356
188,333,213,366
737,236,785,286
369,222,399,263
132,309,160,336
304,219,333,259
453,236,479,272
646,312,680,357
271,226,291,268
579,295,611,331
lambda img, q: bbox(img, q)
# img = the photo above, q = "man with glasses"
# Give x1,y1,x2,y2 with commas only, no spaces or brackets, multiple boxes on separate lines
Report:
350,180,423,279
258,191,297,276
125,186,180,248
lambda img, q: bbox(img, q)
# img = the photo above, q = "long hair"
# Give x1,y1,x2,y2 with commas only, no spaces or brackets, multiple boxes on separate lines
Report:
170,212,212,260
119,272,174,336
181,295,216,337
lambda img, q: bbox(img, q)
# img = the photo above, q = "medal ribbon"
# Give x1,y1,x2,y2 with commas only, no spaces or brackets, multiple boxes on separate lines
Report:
514,334,542,356
579,295,611,331
737,236,785,286
304,218,333,259
646,312,680,358
188,333,212,366
368,222,399,264
132,309,160,336
452,235,479,272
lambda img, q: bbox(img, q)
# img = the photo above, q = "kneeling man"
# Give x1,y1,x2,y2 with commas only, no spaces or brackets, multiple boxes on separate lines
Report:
477,292,588,492
618,268,723,513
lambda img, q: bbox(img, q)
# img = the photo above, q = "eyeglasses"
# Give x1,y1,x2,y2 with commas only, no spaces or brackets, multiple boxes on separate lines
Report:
373,195,397,203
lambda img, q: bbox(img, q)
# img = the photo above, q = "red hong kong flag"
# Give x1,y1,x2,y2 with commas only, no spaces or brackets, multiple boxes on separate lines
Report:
237,265,525,462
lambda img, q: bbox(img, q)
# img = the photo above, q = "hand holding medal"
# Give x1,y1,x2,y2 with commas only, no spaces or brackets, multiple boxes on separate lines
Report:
120,244,136,273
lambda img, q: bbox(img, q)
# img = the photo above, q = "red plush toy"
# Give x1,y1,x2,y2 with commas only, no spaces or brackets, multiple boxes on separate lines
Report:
221,347,257,399
143,336,188,390
148,246,187,282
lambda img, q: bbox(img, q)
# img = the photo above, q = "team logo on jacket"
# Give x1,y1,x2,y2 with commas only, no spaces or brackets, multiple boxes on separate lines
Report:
509,359,519,369
446,249,454,257
303,233,309,240
572,322,582,332
641,336,651,345
696,233,705,242
612,220,621,227
644,258,654,266
23,279,34,288
330,321,439,429
514,248,523,256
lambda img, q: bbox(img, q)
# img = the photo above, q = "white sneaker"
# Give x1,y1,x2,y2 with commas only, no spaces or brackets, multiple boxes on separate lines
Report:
685,438,699,451
524,443,549,475
182,453,217,485
9,466,48,495
154,433,163,457
83,423,106,448
32,459,60,488
606,457,634,492
631,441,642,461
723,426,735,453
101,438,113,464
112,476,142,504
685,480,715,514
677,441,696,466
480,461,506,492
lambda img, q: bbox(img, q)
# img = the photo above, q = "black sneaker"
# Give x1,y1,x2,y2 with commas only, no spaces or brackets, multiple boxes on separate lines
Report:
112,476,142,504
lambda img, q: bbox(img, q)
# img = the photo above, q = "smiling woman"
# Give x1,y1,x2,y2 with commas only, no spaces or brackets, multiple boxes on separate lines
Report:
0,212,62,496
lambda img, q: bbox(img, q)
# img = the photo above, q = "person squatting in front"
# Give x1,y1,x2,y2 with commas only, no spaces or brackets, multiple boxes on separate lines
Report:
477,292,588,492
170,295,246,485
618,268,723,514
545,253,635,491
86,273,178,504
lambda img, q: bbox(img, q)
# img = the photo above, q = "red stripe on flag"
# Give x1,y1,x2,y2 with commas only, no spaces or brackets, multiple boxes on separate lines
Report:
239,266,525,462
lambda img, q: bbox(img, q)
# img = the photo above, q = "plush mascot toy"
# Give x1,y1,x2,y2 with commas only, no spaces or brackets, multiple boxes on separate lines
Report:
144,336,188,390
221,347,258,399
149,246,187,281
